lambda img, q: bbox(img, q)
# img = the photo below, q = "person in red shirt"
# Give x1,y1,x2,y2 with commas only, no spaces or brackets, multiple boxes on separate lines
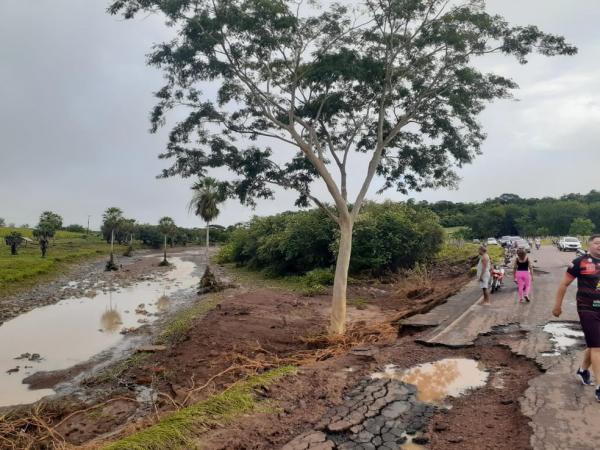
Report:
553,234,600,401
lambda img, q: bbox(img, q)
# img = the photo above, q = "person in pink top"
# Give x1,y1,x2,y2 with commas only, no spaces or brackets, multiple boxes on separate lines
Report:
513,248,533,302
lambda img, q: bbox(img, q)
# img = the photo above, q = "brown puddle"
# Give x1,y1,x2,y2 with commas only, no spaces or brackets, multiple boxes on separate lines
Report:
372,358,488,404
0,256,199,407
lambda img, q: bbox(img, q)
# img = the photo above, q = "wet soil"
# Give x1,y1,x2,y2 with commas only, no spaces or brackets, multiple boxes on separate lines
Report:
0,255,539,449
197,338,538,450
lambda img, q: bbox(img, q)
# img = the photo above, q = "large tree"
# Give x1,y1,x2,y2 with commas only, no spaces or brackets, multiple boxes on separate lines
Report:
110,0,576,333
189,177,226,263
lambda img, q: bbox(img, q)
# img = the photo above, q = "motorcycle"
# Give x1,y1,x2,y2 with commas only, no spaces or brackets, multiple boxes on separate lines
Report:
490,265,505,293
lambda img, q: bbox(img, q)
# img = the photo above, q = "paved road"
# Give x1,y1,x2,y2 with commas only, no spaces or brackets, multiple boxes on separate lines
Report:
404,245,599,450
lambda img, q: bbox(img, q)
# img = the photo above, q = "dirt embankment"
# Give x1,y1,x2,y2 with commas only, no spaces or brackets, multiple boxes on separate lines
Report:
0,257,539,449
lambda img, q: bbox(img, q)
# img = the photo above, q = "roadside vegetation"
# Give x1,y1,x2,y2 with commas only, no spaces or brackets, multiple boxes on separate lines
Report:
427,190,600,238
0,227,125,297
104,366,296,450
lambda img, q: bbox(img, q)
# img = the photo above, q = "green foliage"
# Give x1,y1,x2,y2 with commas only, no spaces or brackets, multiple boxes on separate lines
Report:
110,0,575,216
224,209,336,275
347,202,444,274
0,218,5,227
63,224,86,233
0,231,125,296
220,202,443,275
103,366,297,450
569,217,595,237
137,224,164,248
426,191,600,238
4,231,24,255
158,217,177,238
189,177,226,224
33,211,63,240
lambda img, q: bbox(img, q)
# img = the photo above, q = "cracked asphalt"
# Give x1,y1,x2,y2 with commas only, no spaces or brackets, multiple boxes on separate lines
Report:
282,378,434,450
405,245,598,450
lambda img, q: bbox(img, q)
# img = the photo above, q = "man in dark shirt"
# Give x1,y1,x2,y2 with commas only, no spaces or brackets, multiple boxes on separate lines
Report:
553,234,600,401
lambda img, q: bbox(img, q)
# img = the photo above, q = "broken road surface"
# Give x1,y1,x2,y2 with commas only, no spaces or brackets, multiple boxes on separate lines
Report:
405,246,598,450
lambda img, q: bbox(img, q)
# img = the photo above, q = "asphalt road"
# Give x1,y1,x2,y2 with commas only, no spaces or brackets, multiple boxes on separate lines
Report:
404,245,599,450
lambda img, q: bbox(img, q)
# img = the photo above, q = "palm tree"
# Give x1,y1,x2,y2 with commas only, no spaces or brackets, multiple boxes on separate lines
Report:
189,177,224,264
5,232,23,255
103,207,124,271
158,217,176,266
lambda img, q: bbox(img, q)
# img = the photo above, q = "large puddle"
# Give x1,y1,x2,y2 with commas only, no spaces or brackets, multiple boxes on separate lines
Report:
372,358,489,404
0,256,199,407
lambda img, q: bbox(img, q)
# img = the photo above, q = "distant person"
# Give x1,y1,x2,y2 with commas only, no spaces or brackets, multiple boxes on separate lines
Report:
553,235,600,401
477,246,491,304
513,248,533,303
535,237,541,250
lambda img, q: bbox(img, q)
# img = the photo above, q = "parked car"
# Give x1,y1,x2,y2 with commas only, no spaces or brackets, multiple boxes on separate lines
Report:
558,236,582,252
487,237,499,246
515,239,531,253
499,236,512,247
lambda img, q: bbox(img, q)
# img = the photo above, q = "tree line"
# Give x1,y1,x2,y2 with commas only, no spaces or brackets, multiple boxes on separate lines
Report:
424,191,600,238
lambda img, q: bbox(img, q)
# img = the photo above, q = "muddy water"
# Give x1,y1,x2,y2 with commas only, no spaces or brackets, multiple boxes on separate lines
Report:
0,257,199,407
542,322,585,355
372,358,488,404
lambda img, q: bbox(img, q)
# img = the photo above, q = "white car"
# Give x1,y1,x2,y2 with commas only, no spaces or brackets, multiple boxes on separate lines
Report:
558,236,582,252
487,238,499,246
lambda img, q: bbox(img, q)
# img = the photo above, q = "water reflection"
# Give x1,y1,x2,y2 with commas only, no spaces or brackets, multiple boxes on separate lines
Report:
100,291,123,333
156,294,170,312
372,358,488,404
0,256,199,407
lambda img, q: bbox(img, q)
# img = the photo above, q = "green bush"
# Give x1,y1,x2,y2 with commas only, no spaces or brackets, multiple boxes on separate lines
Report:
221,201,444,276
303,268,335,286
346,201,444,274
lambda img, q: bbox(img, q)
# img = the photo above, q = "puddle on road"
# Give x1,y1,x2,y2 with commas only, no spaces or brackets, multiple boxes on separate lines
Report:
0,256,199,407
372,358,489,404
542,322,585,356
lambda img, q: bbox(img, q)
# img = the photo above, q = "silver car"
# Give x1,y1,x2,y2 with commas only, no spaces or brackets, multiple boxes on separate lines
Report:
515,239,531,253
558,236,582,252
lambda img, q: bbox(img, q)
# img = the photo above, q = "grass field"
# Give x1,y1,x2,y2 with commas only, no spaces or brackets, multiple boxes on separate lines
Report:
0,227,126,297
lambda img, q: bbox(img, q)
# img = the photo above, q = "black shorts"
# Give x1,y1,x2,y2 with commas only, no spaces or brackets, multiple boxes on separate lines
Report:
578,309,600,348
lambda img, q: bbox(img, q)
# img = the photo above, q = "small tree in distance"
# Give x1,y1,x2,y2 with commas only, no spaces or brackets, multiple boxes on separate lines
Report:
189,177,226,264
158,217,176,266
111,0,577,334
103,207,124,271
5,232,23,255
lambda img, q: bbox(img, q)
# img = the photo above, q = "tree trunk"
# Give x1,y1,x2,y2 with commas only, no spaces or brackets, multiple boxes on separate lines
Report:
110,229,115,260
163,235,167,262
330,219,353,334
206,222,210,265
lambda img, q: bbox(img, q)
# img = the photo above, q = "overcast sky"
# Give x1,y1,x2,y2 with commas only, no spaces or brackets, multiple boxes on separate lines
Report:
0,1,598,229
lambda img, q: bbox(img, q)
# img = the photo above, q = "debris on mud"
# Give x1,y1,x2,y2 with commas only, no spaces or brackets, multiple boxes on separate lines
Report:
197,266,232,295
14,353,42,362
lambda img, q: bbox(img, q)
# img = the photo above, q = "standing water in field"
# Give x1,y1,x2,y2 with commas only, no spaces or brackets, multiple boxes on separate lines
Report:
0,256,199,407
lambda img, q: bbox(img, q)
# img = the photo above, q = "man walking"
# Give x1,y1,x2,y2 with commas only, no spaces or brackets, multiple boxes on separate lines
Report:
477,245,491,304
553,235,600,401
